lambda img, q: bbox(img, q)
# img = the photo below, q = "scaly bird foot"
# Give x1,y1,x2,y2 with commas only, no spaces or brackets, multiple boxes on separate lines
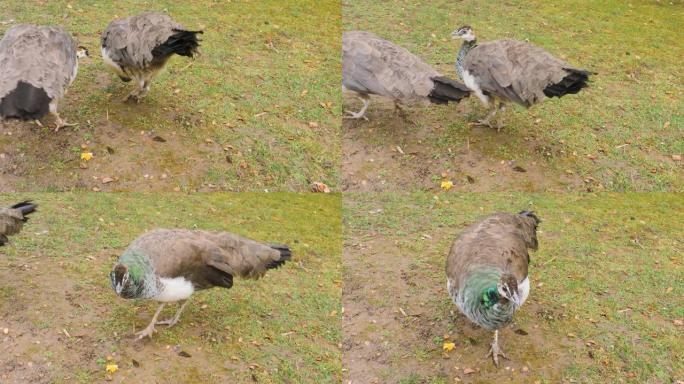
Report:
343,110,369,121
486,340,509,367
124,91,143,103
156,318,180,328
134,324,157,340
54,118,78,132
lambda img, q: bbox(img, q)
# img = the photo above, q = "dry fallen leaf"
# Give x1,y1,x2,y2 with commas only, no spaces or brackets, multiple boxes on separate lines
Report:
80,152,93,161
441,180,454,191
672,154,681,161
311,182,331,193
105,364,118,373
463,368,475,374
443,342,456,352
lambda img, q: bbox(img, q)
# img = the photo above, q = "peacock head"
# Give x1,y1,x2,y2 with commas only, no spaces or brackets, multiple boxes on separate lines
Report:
76,45,90,59
111,264,130,296
451,26,476,42
497,273,523,307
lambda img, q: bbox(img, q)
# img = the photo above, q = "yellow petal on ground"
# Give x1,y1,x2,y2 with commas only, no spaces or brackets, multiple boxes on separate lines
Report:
81,152,93,161
440,180,454,191
443,342,456,352
105,363,118,373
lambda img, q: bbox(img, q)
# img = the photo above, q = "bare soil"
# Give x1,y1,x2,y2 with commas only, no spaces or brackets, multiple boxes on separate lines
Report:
343,94,605,193
0,251,236,384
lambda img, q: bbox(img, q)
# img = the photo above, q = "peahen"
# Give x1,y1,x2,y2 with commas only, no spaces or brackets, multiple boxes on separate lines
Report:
343,31,470,120
0,25,89,130
446,211,540,366
101,12,202,103
451,26,592,130
110,229,291,340
0,200,37,246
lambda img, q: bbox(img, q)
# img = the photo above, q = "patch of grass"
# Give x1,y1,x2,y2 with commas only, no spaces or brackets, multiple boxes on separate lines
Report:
0,0,340,191
344,192,684,383
0,193,342,383
342,0,683,191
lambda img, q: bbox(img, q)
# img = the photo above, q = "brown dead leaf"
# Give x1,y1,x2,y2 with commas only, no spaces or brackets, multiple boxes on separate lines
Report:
311,182,331,193
674,319,683,326
463,368,475,374
152,136,166,143
512,165,527,173
672,154,681,161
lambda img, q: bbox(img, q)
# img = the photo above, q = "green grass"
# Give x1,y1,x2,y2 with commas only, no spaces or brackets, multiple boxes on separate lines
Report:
0,0,341,191
343,0,683,191
0,193,342,383
344,192,684,383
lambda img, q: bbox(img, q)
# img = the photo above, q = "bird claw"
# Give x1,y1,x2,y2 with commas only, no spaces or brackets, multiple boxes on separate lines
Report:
134,324,157,340
156,318,179,328
474,119,493,128
486,342,509,366
124,93,140,103
54,119,78,132
343,110,368,121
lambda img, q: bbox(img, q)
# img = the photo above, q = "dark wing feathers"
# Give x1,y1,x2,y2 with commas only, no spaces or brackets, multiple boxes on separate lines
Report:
343,31,468,104
0,24,78,102
129,229,290,290
464,39,590,107
446,212,538,289
102,12,200,70
0,200,37,244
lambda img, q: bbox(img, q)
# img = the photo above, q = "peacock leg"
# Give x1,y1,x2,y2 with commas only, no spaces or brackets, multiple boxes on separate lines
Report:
49,103,77,132
156,300,189,328
344,96,370,120
475,104,498,128
486,329,509,366
135,303,165,340
125,78,146,103
137,80,152,99
494,102,507,132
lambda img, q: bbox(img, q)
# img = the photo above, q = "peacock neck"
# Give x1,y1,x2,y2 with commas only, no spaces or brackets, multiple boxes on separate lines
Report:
456,39,476,80
457,268,515,330
118,251,159,299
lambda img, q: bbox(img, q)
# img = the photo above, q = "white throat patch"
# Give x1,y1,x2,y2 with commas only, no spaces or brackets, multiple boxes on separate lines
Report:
462,69,490,107
155,277,194,302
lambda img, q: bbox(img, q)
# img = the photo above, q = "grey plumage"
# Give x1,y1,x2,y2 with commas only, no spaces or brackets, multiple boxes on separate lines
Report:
446,211,540,365
101,12,202,102
343,31,469,119
110,229,291,339
452,26,591,129
0,200,37,246
0,25,83,129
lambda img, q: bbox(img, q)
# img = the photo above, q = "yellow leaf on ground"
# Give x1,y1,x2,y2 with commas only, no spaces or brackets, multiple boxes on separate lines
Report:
105,364,118,373
440,180,454,191
81,152,93,161
443,342,456,352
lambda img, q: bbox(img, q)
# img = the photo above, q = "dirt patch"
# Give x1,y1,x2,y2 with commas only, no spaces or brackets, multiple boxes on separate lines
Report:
0,251,235,384
343,236,580,384
0,100,228,192
342,94,594,193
